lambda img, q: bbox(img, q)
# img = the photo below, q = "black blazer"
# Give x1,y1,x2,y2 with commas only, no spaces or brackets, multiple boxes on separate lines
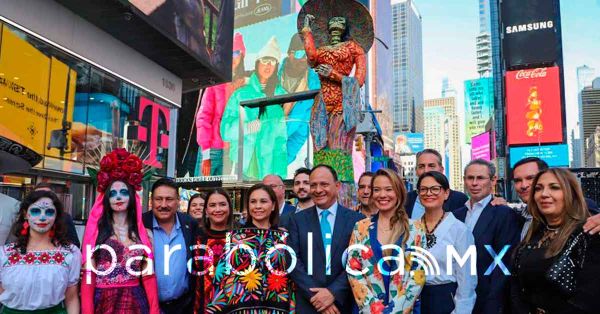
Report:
454,200,521,314
142,211,199,296
287,204,364,314
405,189,469,218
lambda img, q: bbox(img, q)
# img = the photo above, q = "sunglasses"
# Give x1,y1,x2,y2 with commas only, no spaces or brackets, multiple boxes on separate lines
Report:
29,207,56,217
259,58,277,66
293,50,306,59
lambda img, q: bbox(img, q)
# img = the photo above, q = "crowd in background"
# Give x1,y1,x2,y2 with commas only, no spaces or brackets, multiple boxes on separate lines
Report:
1,148,600,313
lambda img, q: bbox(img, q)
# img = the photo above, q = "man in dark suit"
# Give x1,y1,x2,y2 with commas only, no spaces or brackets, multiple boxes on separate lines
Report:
288,164,364,314
142,178,199,314
404,149,468,218
263,174,295,217
512,157,600,239
453,159,521,314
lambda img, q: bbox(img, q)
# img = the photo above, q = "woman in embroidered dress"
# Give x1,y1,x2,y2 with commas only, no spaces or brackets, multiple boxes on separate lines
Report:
511,168,600,313
80,149,159,314
347,168,426,313
417,172,476,314
206,184,294,313
191,188,234,313
0,190,80,313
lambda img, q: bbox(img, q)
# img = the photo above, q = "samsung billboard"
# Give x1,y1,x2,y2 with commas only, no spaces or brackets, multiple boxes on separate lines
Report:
501,0,560,68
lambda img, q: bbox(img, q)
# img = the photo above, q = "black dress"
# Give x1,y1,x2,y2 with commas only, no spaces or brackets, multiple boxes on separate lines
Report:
511,226,600,313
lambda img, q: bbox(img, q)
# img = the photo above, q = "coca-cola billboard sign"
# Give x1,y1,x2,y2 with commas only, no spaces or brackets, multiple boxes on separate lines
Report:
501,0,559,67
505,66,564,145
515,68,548,80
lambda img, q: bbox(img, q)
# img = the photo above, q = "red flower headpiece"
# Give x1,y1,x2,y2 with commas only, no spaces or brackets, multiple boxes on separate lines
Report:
96,148,143,192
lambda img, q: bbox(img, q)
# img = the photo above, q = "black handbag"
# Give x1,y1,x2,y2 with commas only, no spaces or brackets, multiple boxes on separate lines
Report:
545,231,587,295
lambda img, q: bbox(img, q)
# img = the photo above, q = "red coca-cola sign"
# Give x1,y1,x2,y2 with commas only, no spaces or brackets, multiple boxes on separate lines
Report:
505,66,563,146
515,67,548,80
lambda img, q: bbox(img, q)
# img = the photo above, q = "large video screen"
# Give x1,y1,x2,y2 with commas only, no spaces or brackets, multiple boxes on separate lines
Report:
505,66,564,145
501,0,559,67
128,0,233,77
509,144,569,168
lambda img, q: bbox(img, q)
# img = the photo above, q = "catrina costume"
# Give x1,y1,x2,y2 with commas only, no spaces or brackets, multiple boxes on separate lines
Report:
80,149,159,314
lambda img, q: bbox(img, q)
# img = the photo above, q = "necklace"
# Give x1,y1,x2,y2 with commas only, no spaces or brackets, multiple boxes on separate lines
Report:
422,213,445,249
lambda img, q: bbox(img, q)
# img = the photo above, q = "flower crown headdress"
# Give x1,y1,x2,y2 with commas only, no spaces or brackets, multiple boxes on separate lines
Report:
90,148,144,192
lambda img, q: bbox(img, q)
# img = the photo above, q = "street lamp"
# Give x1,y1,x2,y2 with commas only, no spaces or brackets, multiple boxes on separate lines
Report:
356,109,382,172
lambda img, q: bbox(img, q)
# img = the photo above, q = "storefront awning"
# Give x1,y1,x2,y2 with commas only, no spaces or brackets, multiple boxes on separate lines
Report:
0,136,43,174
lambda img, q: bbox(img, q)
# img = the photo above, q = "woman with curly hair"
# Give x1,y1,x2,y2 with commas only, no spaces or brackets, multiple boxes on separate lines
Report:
0,190,80,313
80,149,159,314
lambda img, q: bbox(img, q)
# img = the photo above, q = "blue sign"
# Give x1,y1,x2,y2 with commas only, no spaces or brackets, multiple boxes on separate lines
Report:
394,133,425,155
509,144,569,168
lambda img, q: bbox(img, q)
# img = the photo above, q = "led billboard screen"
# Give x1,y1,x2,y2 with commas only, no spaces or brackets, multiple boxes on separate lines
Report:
464,78,494,144
506,66,563,145
509,144,569,167
501,0,559,67
471,132,491,161
394,133,425,156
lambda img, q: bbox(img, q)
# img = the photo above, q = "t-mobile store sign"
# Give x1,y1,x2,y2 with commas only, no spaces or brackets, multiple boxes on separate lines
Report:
129,96,171,169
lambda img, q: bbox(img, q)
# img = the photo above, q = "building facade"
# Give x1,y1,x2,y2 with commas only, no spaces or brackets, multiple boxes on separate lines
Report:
586,126,600,168
577,65,596,166
424,97,462,191
581,78,600,164
391,0,423,133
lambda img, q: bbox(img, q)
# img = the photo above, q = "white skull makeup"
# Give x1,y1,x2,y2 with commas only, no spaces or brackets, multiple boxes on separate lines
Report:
109,181,130,212
27,197,57,234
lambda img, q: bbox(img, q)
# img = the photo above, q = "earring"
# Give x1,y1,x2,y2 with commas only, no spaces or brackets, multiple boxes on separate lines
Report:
49,226,55,238
20,221,29,236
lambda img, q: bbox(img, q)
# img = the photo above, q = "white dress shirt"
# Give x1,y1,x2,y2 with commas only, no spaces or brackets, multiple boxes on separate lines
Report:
426,213,477,314
316,202,338,235
464,194,492,232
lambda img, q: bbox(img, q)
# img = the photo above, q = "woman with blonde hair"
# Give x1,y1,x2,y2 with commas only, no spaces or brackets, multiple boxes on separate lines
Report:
511,168,600,313
347,168,426,313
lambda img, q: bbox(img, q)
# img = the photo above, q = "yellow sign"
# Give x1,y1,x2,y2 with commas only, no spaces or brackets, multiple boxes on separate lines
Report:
0,23,76,159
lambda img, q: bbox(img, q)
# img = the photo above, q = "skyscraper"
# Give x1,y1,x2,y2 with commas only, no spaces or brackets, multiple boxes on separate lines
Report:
476,0,492,77
581,78,600,165
576,65,596,167
391,0,423,133
441,77,457,98
424,97,463,191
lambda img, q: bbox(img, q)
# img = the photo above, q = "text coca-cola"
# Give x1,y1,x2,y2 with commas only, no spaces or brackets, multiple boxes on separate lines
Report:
515,68,548,80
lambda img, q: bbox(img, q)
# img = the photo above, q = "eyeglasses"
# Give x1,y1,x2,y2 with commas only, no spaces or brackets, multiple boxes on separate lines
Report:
417,186,444,196
293,50,306,59
232,50,242,58
465,175,491,183
259,58,277,66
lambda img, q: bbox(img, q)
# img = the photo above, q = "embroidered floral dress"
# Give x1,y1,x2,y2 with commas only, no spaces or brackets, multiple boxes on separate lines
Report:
191,228,228,314
206,228,295,314
347,215,426,313
93,238,150,314
0,243,81,311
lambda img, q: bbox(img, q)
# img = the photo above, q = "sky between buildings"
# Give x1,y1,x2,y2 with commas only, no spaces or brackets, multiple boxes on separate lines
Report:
416,0,600,140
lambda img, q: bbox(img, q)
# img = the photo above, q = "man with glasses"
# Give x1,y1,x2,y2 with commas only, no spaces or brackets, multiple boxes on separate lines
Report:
280,33,321,165
263,174,295,217
404,149,469,219
453,159,521,314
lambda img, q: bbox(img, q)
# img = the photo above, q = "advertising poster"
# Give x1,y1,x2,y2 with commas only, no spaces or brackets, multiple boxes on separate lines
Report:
394,133,424,156
471,132,491,161
501,0,559,68
188,11,319,181
464,77,494,144
0,25,76,160
509,144,569,167
506,66,563,145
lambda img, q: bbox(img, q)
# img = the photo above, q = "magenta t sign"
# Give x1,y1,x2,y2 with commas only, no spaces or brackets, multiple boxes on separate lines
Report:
137,97,170,168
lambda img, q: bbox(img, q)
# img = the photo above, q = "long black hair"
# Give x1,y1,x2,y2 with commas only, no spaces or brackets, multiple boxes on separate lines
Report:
12,190,70,253
95,180,141,252
254,58,280,117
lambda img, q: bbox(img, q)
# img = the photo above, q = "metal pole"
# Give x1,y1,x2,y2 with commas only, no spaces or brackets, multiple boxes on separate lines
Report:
365,133,373,172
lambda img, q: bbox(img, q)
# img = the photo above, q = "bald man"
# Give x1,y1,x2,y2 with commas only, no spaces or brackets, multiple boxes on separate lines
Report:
263,174,295,217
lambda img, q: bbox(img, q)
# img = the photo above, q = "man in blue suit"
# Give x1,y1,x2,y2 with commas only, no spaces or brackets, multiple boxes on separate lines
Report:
453,159,521,314
288,164,364,314
404,149,469,218
263,174,295,218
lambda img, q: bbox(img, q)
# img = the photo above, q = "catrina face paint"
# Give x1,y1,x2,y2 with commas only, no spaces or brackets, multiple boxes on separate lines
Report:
27,197,57,234
109,181,130,212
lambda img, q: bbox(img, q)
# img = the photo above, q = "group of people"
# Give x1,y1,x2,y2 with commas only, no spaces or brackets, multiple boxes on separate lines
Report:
1,147,600,314
196,32,319,180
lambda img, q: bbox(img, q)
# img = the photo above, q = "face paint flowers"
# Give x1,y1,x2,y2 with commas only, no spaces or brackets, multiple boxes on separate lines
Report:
27,197,57,234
